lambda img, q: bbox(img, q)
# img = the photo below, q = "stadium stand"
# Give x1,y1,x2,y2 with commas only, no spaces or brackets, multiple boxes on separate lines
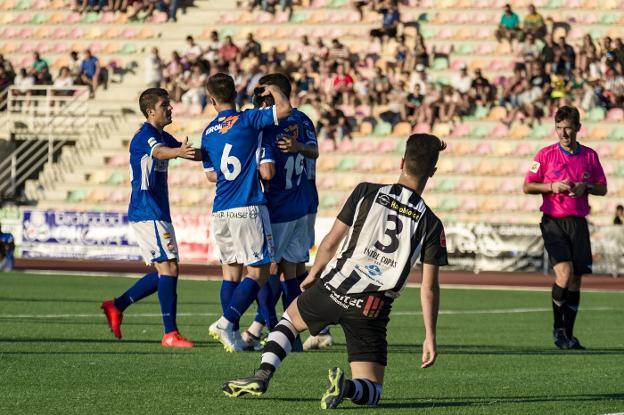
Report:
0,0,623,226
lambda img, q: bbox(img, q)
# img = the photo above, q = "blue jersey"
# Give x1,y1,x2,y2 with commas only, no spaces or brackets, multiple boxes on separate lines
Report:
261,109,317,223
201,106,278,213
0,232,14,246
128,122,181,222
302,115,319,215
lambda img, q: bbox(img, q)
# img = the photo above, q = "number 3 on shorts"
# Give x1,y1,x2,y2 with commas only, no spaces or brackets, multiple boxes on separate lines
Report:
221,143,242,181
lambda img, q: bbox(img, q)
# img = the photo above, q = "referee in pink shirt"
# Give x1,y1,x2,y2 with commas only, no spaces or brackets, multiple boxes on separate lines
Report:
524,106,607,350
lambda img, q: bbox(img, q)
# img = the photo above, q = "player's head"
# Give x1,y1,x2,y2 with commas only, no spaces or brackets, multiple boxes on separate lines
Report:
206,73,236,106
616,205,624,215
554,105,581,148
139,88,172,128
402,134,447,179
254,73,291,108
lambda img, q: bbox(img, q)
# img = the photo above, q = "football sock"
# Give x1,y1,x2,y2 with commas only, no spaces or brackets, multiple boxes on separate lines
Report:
281,278,302,310
220,280,239,315
157,275,178,334
296,271,308,285
247,320,265,339
224,277,260,329
114,271,158,311
259,311,297,374
319,326,331,335
257,282,278,330
564,290,580,339
268,274,282,309
551,283,567,331
344,379,383,406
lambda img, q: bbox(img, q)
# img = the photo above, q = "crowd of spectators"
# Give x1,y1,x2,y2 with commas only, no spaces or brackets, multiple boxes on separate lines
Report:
71,0,191,22
0,49,110,108
145,2,624,140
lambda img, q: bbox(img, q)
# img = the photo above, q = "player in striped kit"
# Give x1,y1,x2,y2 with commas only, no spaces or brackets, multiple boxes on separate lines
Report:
223,133,448,409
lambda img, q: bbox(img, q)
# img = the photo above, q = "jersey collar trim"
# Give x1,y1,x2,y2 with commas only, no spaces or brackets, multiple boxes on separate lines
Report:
558,143,582,156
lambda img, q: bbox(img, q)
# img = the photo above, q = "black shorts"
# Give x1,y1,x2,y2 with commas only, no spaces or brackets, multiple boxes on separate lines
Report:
297,280,393,366
540,215,592,275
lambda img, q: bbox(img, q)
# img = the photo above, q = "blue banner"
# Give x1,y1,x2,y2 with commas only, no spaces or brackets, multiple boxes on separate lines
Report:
21,210,141,260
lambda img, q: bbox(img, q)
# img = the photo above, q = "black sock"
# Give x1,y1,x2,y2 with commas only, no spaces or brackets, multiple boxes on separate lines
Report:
563,290,580,339
551,284,567,331
344,379,382,406
259,312,297,374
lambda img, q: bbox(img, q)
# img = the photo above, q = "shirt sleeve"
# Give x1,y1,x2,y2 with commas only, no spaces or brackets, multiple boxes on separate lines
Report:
243,106,279,130
524,150,545,184
301,115,318,146
337,182,367,226
590,151,607,185
200,138,214,172
420,216,449,266
164,133,183,149
259,133,275,165
134,134,164,158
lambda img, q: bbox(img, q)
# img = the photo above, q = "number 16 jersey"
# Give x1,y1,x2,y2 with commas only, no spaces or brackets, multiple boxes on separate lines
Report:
201,106,279,213
321,182,448,296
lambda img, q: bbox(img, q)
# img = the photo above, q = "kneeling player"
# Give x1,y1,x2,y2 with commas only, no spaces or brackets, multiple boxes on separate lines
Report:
223,134,447,409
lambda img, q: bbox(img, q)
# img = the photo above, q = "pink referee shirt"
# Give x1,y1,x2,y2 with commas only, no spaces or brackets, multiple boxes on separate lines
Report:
524,143,607,218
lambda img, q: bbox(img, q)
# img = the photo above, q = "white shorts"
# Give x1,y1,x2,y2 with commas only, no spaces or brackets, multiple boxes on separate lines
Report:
212,205,274,266
306,213,317,250
272,215,309,263
130,220,179,265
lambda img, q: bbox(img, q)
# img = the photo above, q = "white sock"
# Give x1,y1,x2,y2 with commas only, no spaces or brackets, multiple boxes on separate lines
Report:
248,321,265,338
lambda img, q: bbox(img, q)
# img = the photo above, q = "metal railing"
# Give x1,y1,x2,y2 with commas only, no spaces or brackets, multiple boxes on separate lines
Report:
0,85,91,199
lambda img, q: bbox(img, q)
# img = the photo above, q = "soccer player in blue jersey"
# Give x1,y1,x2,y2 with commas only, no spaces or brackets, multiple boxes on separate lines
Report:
0,222,15,271
101,88,199,348
241,74,320,349
200,73,292,352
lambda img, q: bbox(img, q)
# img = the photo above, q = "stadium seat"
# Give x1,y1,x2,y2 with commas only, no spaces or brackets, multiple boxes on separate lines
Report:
451,123,470,138
487,106,507,122
412,123,430,134
392,122,411,137
373,122,392,137
606,108,624,121
586,107,606,122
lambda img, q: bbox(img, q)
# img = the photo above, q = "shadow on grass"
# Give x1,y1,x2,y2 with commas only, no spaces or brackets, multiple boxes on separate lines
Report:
0,337,222,349
374,392,624,409
0,318,216,328
387,344,624,355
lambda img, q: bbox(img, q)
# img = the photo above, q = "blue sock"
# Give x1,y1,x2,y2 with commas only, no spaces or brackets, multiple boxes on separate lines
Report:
281,278,302,310
257,283,278,330
220,281,239,315
268,274,282,311
157,275,178,334
114,272,158,312
224,278,260,329
5,248,14,271
296,271,308,286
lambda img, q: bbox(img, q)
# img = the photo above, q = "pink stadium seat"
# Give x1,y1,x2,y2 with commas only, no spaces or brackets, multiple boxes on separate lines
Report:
337,139,354,153
70,28,84,39
606,108,624,121
450,60,468,71
67,12,81,24
319,139,336,153
412,123,431,134
274,10,290,23
150,11,168,23
16,13,32,24
490,123,509,138
451,123,470,138
20,27,34,38
475,142,493,156
356,139,376,153
458,179,477,192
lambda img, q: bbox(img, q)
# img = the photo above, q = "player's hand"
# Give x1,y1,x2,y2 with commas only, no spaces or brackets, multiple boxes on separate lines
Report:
568,182,587,198
277,137,301,153
177,136,196,160
421,337,437,368
551,180,572,194
299,271,318,292
260,84,280,97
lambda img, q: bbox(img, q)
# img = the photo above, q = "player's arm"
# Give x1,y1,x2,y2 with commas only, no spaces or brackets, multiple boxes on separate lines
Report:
420,263,439,369
259,160,275,181
152,137,196,160
300,218,350,291
205,171,217,183
260,84,292,121
523,155,571,194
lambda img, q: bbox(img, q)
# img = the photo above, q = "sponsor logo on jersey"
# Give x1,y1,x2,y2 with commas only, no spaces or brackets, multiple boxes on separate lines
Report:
529,161,540,173
375,195,422,221
148,137,157,147
277,124,299,142
440,229,446,248
325,283,365,310
204,115,240,135
362,295,385,318
154,159,168,172
583,171,590,179
354,264,384,283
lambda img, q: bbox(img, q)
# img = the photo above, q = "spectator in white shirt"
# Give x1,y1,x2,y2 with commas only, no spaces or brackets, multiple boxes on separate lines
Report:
145,47,163,88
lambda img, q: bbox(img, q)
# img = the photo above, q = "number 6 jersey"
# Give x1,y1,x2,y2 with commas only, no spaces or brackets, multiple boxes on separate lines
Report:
201,106,279,213
321,182,448,296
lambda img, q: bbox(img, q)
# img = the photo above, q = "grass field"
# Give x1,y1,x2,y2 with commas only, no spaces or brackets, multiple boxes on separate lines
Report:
1,272,623,415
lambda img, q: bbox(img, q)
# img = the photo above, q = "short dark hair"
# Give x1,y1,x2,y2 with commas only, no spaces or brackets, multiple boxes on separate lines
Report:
404,134,447,177
258,73,291,97
206,73,236,104
617,204,624,210
139,88,169,118
554,105,580,126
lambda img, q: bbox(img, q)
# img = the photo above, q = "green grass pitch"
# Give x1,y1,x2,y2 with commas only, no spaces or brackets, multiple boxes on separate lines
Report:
1,272,623,414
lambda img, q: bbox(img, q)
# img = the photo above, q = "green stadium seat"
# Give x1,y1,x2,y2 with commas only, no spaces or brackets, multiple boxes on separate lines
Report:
291,11,307,24
373,121,392,136
337,157,356,171
83,11,100,24
107,171,125,185
601,13,617,24
616,163,624,178
470,124,489,138
30,12,46,24
432,57,448,70
120,43,137,54
15,0,32,10
586,107,606,122
320,193,338,209
531,124,549,139
438,197,459,212
394,139,406,154
328,0,346,8
611,126,624,140
67,189,87,203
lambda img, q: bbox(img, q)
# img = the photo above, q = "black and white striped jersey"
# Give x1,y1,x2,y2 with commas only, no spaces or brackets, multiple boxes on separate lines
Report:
320,182,448,296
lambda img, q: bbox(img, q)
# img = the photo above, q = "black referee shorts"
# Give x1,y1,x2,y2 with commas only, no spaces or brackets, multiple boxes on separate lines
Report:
540,214,592,275
297,280,393,366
